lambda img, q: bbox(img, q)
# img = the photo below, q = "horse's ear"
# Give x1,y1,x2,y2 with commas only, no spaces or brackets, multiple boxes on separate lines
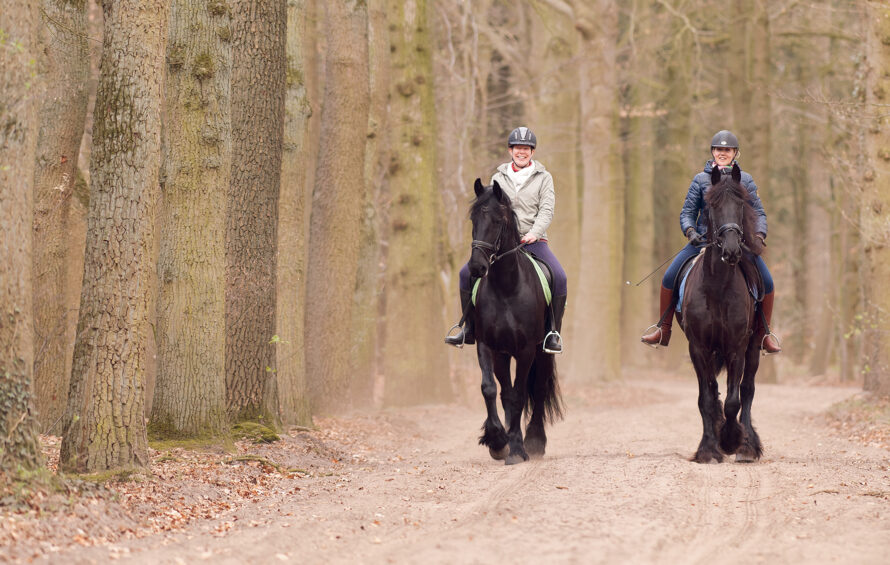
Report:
474,178,484,197
710,165,722,186
731,163,741,183
492,180,505,202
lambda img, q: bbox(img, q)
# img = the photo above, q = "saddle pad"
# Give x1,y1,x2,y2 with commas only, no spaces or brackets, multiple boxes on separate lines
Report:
676,252,704,313
676,253,764,312
471,252,552,306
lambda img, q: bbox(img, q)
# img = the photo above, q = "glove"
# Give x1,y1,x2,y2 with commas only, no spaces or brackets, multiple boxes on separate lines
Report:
686,227,704,246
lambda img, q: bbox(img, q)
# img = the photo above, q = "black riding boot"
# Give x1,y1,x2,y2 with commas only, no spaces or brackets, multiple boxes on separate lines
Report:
445,290,475,347
543,295,566,354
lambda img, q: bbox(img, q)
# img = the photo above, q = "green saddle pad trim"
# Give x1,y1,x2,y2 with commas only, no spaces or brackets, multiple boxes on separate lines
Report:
471,252,551,306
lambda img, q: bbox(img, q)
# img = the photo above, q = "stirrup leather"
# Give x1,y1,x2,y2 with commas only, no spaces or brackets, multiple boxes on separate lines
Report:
543,330,562,354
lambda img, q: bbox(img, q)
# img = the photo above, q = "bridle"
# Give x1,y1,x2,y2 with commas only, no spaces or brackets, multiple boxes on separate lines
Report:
471,219,526,266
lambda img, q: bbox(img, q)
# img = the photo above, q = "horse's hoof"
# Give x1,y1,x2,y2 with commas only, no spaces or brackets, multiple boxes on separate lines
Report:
489,445,509,460
504,452,528,465
735,447,761,463
525,437,546,458
693,450,723,464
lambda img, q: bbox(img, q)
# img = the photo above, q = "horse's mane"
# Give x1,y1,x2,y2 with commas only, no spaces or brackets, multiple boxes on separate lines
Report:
704,174,764,256
469,186,522,241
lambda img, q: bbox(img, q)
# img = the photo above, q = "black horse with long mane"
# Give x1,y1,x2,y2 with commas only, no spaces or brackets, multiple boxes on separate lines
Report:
466,179,563,465
677,163,766,464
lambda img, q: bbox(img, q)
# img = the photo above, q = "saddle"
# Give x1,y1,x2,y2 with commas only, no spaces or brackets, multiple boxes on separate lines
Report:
675,250,765,313
471,250,553,306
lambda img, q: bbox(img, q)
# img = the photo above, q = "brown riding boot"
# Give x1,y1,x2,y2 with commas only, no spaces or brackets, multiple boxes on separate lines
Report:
760,291,782,354
641,285,674,347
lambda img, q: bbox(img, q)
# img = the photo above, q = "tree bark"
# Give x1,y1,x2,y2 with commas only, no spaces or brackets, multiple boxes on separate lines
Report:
620,0,657,363
275,0,315,426
863,0,890,395
350,0,389,408
572,1,624,381
380,0,452,406
32,0,90,434
226,0,286,425
0,0,43,475
527,4,580,351
149,0,231,439
305,0,369,414
59,0,168,472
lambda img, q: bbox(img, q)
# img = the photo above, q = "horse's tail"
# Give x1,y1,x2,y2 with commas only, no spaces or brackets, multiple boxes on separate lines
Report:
526,350,564,424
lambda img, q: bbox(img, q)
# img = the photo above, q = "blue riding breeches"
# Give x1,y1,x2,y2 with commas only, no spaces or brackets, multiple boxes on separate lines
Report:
662,242,774,294
459,240,568,297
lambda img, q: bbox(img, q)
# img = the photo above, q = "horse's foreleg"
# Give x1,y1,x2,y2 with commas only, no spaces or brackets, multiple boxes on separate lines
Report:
499,351,531,465
737,340,763,462
690,347,723,463
477,344,508,459
719,355,745,455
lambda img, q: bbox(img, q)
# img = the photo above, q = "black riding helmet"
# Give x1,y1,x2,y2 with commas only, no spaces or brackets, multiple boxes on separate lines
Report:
508,127,537,148
710,130,739,150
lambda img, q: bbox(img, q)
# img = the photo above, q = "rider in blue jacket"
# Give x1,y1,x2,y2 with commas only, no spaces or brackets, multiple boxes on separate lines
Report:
641,130,781,354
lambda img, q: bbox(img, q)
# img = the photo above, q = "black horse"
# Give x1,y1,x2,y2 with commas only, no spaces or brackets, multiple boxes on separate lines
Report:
677,164,766,464
467,179,563,465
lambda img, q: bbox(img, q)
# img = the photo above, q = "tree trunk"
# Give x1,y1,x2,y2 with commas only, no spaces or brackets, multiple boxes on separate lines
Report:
863,0,890,395
620,0,657,364
380,0,451,406
527,4,580,352
275,0,315,426
572,1,624,381
350,0,389,408
305,0,369,414
0,0,43,475
59,0,168,472
149,0,231,439
652,6,694,367
226,0,286,425
32,0,90,434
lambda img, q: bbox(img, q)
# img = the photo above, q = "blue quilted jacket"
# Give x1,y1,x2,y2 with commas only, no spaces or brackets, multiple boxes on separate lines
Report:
680,161,767,238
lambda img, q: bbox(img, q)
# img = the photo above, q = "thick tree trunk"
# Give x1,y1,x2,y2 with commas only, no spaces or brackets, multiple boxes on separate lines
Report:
572,1,624,381
149,0,231,439
0,0,43,475
863,1,890,395
350,0,389,408
381,0,452,406
620,0,657,363
527,5,580,351
305,0,369,414
226,0,286,425
275,0,315,426
59,0,168,472
652,8,694,367
729,0,777,382
32,0,90,434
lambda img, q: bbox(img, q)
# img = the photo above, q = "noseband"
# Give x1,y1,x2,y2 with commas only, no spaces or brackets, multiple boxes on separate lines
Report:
471,222,525,265
714,222,743,249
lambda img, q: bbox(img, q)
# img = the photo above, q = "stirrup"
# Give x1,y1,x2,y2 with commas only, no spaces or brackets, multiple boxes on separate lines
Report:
543,331,562,354
445,323,465,348
760,332,781,356
641,324,662,349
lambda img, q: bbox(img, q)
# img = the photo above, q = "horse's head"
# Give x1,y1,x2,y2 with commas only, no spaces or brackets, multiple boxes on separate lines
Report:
468,178,519,278
705,163,762,266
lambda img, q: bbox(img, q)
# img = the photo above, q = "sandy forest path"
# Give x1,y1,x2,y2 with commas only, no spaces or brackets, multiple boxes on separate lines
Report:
50,378,890,564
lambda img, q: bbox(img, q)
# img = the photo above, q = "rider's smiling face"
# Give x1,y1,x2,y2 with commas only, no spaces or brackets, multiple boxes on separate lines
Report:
509,145,535,168
711,146,737,167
